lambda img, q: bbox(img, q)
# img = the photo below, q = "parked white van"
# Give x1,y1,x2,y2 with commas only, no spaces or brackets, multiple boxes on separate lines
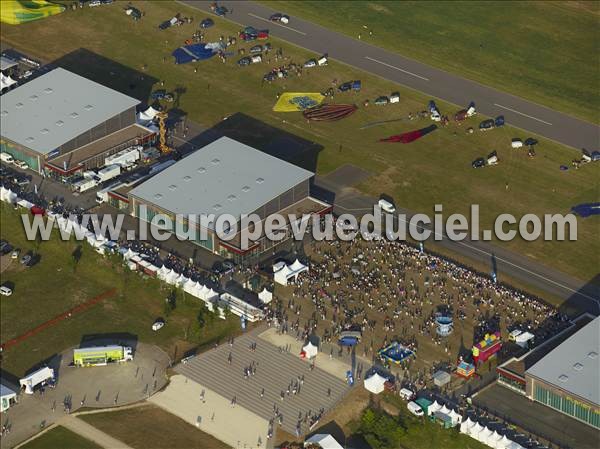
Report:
0,152,14,164
407,401,424,416
399,388,415,401
378,198,396,214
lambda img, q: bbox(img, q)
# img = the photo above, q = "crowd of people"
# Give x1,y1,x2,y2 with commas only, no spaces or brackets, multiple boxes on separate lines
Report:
266,233,570,380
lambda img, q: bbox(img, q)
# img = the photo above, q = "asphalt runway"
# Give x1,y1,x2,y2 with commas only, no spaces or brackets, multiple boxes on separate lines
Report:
179,0,599,151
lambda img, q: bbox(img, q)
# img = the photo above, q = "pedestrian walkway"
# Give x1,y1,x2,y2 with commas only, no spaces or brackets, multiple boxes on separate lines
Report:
60,416,133,449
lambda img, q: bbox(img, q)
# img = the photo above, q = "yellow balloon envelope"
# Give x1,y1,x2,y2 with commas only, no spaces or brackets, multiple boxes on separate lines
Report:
1,0,64,25
273,93,325,112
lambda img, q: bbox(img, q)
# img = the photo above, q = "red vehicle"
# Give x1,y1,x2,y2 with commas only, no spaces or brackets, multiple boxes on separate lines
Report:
239,26,269,41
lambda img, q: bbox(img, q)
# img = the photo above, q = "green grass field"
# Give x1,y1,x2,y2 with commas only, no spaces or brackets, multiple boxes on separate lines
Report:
0,204,238,377
21,426,101,449
1,0,598,283
79,404,231,449
266,1,600,121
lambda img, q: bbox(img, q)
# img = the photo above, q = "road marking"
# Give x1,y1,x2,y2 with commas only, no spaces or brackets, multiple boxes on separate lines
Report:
247,13,307,35
364,56,429,81
493,103,553,125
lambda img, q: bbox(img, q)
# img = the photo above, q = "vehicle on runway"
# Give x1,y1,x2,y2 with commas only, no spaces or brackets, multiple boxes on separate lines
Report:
269,13,290,24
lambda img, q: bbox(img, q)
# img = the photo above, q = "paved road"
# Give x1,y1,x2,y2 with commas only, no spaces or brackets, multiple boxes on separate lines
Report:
179,0,599,151
316,169,600,315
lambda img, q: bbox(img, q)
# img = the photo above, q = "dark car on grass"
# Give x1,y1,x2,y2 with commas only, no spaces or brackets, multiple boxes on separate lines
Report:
237,57,252,67
200,18,214,28
479,119,495,131
472,157,486,168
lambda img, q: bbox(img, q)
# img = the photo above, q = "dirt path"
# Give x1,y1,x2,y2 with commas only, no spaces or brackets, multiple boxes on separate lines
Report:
60,415,134,449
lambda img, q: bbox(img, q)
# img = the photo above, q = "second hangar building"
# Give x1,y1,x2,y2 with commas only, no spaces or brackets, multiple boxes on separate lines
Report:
128,136,331,261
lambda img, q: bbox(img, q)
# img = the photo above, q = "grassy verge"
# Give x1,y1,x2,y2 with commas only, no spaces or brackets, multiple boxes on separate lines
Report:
79,404,230,449
21,426,101,449
266,1,599,121
0,1,598,281
0,204,238,377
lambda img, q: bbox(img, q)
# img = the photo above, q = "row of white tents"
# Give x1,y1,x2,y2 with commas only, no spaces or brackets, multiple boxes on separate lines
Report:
122,249,267,322
460,417,526,449
273,259,309,286
426,400,463,426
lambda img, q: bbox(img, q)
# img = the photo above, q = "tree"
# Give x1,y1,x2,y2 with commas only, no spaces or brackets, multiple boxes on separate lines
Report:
71,245,83,273
358,408,405,449
164,288,177,316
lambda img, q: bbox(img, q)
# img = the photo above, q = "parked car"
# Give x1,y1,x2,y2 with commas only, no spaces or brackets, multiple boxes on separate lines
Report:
15,176,30,187
151,89,167,100
479,119,495,131
14,160,28,170
494,115,505,127
472,157,486,168
237,57,252,67
11,249,20,259
303,59,317,68
0,286,12,297
20,254,32,266
269,13,290,24
374,96,390,106
407,401,424,416
249,45,263,54
250,55,262,64
152,318,165,331
338,81,361,92
88,0,101,7
378,198,396,214
199,18,214,28
214,5,228,16
0,242,12,255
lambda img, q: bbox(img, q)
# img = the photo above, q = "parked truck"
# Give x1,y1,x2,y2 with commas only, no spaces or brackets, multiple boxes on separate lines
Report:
73,345,133,367
19,367,55,394
72,177,99,193
94,164,121,184
96,181,125,204
105,146,141,168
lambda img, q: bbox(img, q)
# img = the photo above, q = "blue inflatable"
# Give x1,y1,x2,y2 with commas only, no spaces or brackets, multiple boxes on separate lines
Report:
571,202,600,218
172,44,217,64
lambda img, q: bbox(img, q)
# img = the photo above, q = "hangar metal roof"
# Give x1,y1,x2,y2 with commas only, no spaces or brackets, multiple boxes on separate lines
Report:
0,68,139,154
526,316,599,406
129,137,314,226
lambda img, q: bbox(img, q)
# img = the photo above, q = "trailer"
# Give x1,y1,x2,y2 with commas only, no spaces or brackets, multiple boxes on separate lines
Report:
94,164,121,183
73,345,133,367
19,367,55,394
104,146,141,168
72,177,99,193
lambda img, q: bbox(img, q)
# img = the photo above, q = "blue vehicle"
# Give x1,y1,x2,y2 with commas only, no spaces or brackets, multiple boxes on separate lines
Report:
338,80,361,92
200,18,214,28
494,115,505,127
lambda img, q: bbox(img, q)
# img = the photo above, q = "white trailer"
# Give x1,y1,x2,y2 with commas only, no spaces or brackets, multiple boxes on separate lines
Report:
19,367,55,394
72,177,99,193
95,164,121,183
105,146,141,168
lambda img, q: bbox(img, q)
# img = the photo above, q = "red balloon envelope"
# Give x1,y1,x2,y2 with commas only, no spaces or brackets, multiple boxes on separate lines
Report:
380,124,438,143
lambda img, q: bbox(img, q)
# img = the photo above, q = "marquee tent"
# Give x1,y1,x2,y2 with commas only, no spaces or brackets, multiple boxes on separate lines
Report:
477,427,493,444
289,259,308,276
301,342,318,359
304,434,343,449
123,249,138,260
137,106,159,125
183,278,197,295
487,431,502,447
427,400,442,416
157,265,170,281
460,417,474,434
448,409,462,426
0,73,17,91
496,435,513,449
364,373,387,394
274,262,294,286
258,288,273,304
469,422,484,438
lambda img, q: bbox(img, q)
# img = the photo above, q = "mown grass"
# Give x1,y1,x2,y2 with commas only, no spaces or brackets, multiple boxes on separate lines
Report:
21,426,101,449
79,404,231,449
267,1,600,122
0,204,238,377
0,1,598,282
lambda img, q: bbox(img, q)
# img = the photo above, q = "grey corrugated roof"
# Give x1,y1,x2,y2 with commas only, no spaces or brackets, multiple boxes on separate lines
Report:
129,137,313,226
0,68,139,154
0,56,18,71
526,316,599,406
